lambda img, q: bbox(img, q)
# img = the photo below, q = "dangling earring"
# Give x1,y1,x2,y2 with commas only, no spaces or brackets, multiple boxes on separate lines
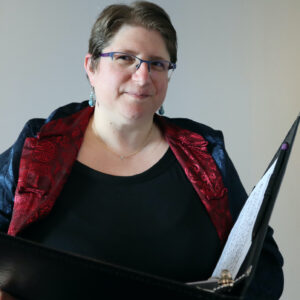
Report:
158,105,165,115
88,87,96,107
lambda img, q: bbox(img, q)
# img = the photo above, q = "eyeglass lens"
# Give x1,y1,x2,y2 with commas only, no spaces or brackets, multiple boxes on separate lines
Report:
111,52,174,78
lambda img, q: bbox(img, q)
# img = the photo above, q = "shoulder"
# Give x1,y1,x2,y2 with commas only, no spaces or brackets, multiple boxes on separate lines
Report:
13,101,90,139
158,115,225,147
44,101,89,123
1,100,89,157
9,101,90,139
3,100,90,162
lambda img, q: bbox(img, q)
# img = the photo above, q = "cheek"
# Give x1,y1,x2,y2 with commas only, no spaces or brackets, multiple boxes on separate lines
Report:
155,79,168,100
94,72,125,98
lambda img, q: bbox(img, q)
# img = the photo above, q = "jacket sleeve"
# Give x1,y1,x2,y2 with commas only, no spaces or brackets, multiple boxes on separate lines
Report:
211,131,284,299
0,146,15,232
0,118,45,233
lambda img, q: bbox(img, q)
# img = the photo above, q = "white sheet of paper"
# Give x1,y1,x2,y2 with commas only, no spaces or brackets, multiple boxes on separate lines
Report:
212,158,278,279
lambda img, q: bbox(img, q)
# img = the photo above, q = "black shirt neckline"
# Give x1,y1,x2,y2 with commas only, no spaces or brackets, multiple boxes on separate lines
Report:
74,147,175,184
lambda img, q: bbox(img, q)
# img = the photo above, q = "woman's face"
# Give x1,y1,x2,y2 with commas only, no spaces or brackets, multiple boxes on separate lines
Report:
85,25,170,123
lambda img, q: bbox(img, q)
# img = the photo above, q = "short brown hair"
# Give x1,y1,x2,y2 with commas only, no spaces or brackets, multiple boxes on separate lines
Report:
88,1,177,70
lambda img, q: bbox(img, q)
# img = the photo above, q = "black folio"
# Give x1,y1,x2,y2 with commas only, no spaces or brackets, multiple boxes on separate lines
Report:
0,232,241,300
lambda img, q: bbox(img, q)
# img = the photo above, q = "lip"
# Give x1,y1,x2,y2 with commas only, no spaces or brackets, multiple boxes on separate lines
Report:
125,91,151,99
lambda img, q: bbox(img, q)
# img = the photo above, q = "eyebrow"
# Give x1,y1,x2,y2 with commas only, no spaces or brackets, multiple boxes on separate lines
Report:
116,49,168,61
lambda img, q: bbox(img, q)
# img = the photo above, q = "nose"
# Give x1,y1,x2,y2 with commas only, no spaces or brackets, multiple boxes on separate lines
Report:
136,60,151,72
132,61,151,84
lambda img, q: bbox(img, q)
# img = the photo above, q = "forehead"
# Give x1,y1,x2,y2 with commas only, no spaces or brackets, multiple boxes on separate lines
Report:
105,25,170,60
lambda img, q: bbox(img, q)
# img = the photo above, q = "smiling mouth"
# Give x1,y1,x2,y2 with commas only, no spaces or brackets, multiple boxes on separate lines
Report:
125,92,151,99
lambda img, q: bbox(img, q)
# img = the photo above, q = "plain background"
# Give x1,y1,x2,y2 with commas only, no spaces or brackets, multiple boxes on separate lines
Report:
0,0,299,298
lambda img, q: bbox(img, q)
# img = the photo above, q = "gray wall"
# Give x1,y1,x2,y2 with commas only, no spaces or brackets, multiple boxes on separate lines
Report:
0,1,299,298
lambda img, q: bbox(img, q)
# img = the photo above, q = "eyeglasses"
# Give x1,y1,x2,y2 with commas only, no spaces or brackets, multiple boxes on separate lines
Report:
100,52,176,79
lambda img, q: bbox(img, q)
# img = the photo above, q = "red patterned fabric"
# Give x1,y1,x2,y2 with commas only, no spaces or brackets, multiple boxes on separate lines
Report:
157,117,232,243
8,107,94,236
8,108,232,243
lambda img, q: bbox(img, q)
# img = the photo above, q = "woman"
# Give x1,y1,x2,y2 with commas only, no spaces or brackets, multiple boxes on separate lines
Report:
0,1,283,299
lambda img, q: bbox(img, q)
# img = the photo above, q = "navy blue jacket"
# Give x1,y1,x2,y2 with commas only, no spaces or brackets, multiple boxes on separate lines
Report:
0,101,283,299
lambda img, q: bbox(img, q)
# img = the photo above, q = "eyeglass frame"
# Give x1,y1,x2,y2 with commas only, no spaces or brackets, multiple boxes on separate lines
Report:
100,51,176,78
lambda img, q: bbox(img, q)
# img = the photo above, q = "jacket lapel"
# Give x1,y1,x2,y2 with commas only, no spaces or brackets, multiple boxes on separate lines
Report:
8,107,94,236
157,116,233,243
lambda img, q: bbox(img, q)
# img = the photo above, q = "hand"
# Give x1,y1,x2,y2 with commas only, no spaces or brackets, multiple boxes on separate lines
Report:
0,290,17,300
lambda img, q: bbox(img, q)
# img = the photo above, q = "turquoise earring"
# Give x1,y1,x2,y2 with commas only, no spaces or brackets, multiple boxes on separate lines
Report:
88,88,96,107
158,105,165,115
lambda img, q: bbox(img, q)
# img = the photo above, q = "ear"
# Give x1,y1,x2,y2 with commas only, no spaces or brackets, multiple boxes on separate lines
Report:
84,53,96,86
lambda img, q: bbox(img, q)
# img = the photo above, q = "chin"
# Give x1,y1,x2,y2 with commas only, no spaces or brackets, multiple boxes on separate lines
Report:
120,106,154,122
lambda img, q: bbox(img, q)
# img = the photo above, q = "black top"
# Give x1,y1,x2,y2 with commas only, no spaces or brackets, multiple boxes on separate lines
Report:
21,148,221,282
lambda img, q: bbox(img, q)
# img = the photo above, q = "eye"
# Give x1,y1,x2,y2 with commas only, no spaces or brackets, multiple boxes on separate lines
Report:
151,61,167,71
113,53,135,64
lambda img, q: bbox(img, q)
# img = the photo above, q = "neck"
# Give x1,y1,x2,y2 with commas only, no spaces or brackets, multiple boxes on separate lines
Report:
91,108,156,158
